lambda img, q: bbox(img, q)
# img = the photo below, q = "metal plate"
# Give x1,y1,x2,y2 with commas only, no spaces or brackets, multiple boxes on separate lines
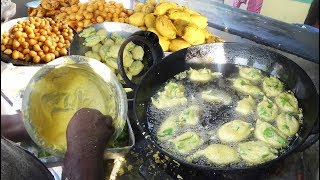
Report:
69,22,142,56
0,17,44,66
25,1,40,8
20,117,135,166
25,0,134,9
21,55,128,156
1,17,76,66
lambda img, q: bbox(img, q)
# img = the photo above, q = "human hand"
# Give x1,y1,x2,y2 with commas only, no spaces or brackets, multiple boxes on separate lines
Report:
66,108,114,155
1,111,30,142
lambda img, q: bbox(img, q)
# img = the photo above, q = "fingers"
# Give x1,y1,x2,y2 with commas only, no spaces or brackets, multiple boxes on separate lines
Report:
101,115,113,127
67,108,115,139
75,108,104,117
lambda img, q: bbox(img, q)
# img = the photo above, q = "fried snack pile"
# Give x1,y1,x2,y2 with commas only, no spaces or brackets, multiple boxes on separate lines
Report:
79,27,145,83
128,0,224,52
28,0,134,32
1,17,73,63
28,0,79,18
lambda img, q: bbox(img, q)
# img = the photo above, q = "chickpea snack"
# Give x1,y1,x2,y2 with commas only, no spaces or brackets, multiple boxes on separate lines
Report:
1,17,74,64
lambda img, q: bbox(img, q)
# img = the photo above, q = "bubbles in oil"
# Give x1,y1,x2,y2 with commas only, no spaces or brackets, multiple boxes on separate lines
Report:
146,64,302,168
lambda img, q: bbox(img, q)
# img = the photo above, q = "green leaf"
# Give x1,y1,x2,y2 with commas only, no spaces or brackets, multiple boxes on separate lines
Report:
263,127,275,138
287,112,295,119
239,149,247,155
241,80,247,86
112,124,128,147
159,128,173,137
38,149,51,158
278,138,287,145
283,124,290,131
259,109,268,116
281,96,290,107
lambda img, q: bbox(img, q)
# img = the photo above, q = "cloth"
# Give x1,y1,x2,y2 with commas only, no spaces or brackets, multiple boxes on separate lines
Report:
233,0,247,8
1,0,16,23
1,138,54,180
233,0,263,14
247,0,263,13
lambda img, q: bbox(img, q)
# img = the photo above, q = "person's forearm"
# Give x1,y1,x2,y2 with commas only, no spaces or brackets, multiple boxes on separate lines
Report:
62,147,105,180
1,113,30,142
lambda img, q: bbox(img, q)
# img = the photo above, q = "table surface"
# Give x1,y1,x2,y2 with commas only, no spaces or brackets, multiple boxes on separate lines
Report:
187,0,319,64
2,1,319,179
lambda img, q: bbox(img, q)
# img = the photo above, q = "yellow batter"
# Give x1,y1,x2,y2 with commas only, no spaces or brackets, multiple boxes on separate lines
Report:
28,64,116,153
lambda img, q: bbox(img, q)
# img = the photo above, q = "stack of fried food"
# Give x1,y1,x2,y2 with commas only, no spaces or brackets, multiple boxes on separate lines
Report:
28,0,133,32
1,17,73,63
128,0,224,52
28,0,79,19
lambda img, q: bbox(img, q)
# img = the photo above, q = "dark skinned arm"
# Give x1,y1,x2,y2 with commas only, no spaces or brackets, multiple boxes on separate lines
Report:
61,108,114,180
1,111,30,142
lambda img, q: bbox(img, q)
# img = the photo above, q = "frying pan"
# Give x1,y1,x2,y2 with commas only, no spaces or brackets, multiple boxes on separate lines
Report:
118,31,319,172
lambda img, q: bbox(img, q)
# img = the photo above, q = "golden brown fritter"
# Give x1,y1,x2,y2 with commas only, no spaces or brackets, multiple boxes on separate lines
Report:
169,38,191,52
167,9,190,22
40,0,59,10
182,24,206,45
141,4,155,14
154,2,178,16
173,19,189,37
182,6,201,15
203,28,212,39
158,36,170,51
206,36,225,43
155,15,177,39
45,10,60,17
134,2,145,12
28,7,47,17
147,27,170,51
139,26,147,30
128,12,145,27
144,13,156,28
147,27,161,37
190,15,208,29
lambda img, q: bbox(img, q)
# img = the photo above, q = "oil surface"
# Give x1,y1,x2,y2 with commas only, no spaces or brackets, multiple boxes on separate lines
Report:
146,64,302,168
